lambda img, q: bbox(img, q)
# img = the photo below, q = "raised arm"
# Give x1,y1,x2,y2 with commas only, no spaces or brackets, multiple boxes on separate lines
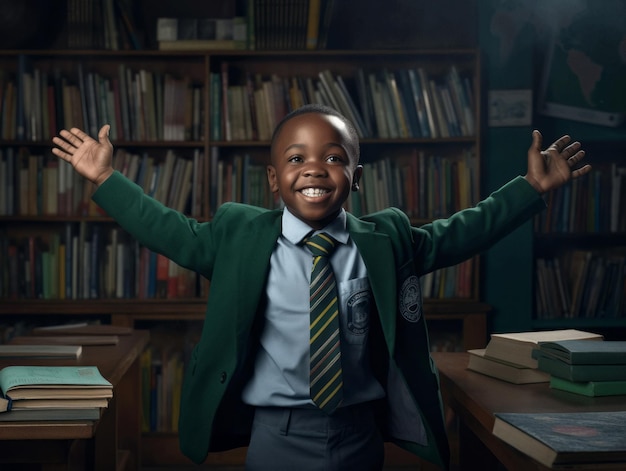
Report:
524,129,590,194
51,124,114,186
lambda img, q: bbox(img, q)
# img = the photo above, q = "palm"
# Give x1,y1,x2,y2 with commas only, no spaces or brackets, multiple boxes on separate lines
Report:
71,134,111,179
52,125,113,185
525,131,589,194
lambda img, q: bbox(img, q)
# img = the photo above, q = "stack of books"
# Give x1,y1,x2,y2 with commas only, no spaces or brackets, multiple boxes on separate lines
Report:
466,329,603,384
0,365,113,421
533,339,626,396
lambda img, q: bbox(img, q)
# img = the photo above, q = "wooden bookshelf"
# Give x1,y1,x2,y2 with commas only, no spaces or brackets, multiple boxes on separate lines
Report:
0,47,486,466
531,137,626,338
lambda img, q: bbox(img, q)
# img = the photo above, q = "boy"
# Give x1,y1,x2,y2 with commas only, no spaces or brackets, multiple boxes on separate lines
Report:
52,104,589,470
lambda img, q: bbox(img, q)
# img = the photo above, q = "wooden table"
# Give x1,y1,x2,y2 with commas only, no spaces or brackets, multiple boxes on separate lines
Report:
0,329,149,471
431,352,626,471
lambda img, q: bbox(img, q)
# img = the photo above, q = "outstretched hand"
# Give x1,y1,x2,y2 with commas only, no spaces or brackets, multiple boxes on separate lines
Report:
524,130,590,194
52,125,114,186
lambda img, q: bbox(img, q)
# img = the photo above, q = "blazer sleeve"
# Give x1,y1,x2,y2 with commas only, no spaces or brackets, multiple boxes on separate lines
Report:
412,176,546,274
92,171,216,278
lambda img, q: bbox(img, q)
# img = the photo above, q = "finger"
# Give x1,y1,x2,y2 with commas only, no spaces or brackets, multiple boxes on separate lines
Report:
68,127,92,142
52,135,77,153
58,129,83,148
51,146,72,162
98,124,111,144
567,150,586,166
548,135,572,152
562,141,581,157
571,164,592,179
531,129,543,152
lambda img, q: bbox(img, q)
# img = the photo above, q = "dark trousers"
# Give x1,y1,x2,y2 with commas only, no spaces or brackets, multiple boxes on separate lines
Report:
246,402,384,471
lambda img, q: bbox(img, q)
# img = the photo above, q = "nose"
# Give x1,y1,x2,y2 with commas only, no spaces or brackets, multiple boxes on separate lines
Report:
303,160,327,177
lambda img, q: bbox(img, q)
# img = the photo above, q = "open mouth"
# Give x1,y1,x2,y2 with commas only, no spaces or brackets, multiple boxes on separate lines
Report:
300,188,330,197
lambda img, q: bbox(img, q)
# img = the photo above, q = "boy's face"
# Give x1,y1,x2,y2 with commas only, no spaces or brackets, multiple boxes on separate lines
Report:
267,112,362,230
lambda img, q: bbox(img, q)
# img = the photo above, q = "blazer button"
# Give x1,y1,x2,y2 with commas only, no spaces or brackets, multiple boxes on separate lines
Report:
220,372,227,383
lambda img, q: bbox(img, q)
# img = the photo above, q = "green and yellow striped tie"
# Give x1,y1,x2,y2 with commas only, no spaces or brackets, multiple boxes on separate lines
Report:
305,232,343,414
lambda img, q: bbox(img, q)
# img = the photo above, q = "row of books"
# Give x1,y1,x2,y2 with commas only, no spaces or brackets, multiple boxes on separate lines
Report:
534,163,626,234
0,146,204,218
1,58,203,143
420,258,475,300
209,149,281,214
156,16,246,51
139,323,200,433
351,150,478,219
209,146,478,220
155,1,335,52
0,224,208,301
535,252,625,320
66,0,143,50
0,226,472,302
214,64,475,142
248,0,335,51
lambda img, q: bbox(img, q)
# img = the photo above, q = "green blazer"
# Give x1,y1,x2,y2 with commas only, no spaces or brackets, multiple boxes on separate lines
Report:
93,172,545,469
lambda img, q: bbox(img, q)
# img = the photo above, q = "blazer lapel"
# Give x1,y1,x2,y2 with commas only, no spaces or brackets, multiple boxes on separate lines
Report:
347,214,397,355
236,211,283,327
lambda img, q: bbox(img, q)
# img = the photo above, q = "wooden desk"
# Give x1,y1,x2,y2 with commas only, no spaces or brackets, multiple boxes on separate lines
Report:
0,330,149,471
432,352,626,471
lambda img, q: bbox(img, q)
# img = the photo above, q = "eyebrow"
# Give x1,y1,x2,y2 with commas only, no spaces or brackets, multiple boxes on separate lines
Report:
283,142,346,153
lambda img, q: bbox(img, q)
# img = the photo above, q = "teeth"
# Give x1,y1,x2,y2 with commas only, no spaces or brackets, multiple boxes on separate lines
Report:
301,188,327,197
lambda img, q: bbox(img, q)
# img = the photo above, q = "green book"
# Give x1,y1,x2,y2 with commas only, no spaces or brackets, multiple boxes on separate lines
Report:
550,376,626,397
537,340,626,365
0,366,112,399
536,354,626,382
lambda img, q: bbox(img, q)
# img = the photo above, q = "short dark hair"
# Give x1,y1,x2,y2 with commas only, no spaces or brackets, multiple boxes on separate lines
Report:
270,104,360,163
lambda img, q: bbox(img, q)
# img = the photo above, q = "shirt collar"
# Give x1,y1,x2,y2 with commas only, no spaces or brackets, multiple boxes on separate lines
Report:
282,208,349,246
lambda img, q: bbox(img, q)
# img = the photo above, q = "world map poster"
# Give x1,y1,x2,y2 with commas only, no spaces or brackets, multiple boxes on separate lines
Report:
538,0,626,127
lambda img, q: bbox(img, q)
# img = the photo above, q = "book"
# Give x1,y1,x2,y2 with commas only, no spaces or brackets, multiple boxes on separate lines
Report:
31,323,133,336
484,329,603,369
0,345,82,359
550,376,626,397
9,397,109,409
536,340,626,365
158,39,237,51
493,411,626,468
5,386,113,400
0,407,101,422
535,354,626,382
466,349,550,384
0,366,112,396
9,335,119,346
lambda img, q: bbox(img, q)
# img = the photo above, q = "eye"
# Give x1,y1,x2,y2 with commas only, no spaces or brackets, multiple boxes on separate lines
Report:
326,154,345,163
288,155,304,163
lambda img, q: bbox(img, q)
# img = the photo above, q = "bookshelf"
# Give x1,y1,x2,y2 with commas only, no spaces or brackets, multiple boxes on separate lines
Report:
531,122,626,338
0,47,486,465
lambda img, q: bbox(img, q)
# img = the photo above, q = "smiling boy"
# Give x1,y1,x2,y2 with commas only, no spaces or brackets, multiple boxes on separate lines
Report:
52,103,589,470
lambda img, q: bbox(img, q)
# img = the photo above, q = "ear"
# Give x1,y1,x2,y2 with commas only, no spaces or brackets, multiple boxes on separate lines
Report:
351,164,363,191
267,165,279,193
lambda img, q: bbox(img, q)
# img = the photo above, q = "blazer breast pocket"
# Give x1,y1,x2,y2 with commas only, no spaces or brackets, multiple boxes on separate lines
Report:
339,277,372,345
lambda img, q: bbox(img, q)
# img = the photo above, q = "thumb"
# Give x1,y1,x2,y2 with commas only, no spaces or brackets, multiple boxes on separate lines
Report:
531,129,543,153
98,124,111,145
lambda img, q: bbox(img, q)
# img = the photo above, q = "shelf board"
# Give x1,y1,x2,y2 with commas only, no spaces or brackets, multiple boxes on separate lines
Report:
532,318,626,329
0,299,488,314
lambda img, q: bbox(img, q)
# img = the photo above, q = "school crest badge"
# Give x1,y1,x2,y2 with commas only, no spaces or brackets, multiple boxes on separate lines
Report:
399,275,422,323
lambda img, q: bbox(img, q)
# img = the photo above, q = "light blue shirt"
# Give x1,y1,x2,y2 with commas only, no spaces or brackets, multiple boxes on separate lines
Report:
241,208,386,408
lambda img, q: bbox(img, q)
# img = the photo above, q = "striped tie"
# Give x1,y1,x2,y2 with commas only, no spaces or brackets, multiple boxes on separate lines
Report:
305,232,342,414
